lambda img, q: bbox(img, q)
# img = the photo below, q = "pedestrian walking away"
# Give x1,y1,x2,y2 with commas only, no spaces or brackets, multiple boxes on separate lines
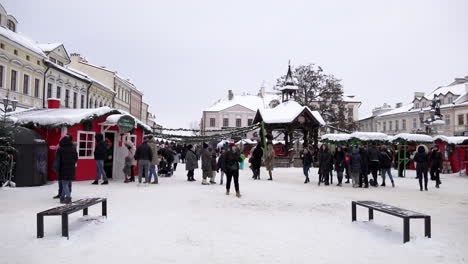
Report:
217,150,226,185
368,144,381,187
201,143,212,185
318,144,331,185
414,145,429,191
264,143,275,181
210,150,217,184
334,146,346,186
379,146,395,187
134,136,153,185
147,135,160,184
55,135,78,204
250,144,263,180
349,147,362,188
225,144,242,198
185,144,198,181
301,147,313,183
92,133,109,185
429,145,443,188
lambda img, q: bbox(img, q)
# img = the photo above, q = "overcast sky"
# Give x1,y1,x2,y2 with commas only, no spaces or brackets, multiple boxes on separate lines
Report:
5,0,468,127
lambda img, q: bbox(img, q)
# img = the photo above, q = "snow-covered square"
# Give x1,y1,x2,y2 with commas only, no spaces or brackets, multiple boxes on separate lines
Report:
1,166,467,264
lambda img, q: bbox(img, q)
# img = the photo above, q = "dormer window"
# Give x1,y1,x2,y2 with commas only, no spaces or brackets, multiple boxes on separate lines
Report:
7,20,16,32
422,102,426,108
58,61,63,66
415,103,419,109
448,96,453,104
50,57,56,63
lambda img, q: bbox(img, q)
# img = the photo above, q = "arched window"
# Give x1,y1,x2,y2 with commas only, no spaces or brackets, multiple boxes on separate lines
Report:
95,100,98,108
99,101,103,107
89,98,93,108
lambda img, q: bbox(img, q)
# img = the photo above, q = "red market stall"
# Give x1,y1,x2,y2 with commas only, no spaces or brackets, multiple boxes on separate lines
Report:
433,136,468,174
9,100,151,182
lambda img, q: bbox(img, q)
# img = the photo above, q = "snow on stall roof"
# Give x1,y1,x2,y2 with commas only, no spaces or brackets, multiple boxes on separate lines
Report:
259,100,326,125
391,133,434,143
0,27,45,56
205,93,279,112
321,132,388,142
37,43,62,53
433,135,468,145
235,139,257,145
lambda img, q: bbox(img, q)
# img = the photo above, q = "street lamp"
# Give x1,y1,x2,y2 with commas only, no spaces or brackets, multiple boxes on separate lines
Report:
1,92,18,123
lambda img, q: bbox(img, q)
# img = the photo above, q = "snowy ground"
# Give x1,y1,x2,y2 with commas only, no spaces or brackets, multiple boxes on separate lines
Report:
1,165,468,264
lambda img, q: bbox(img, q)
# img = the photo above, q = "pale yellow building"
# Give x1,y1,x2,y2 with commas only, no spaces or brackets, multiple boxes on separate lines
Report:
0,3,47,109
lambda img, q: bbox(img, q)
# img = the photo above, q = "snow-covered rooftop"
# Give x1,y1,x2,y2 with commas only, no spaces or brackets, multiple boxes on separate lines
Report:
0,26,45,57
205,93,279,112
37,43,62,53
258,100,325,125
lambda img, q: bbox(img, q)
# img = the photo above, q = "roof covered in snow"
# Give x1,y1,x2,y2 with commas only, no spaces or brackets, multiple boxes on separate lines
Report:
256,100,325,125
37,43,62,53
321,132,468,144
205,93,279,112
0,26,45,57
7,107,151,132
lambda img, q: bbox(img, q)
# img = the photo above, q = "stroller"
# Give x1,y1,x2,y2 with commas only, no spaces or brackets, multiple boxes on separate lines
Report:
158,158,173,177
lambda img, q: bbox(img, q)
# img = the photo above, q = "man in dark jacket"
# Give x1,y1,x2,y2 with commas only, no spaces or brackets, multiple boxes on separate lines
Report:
334,146,346,186
429,145,443,188
251,145,263,180
318,144,332,185
92,133,109,185
217,150,226,185
379,146,395,187
185,144,198,181
367,144,380,187
349,147,361,187
301,147,313,183
134,136,153,184
56,135,78,204
225,144,243,198
414,146,429,191
359,147,369,188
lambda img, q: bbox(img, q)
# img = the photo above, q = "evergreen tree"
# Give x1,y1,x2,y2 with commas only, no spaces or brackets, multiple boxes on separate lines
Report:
276,63,357,131
0,115,16,184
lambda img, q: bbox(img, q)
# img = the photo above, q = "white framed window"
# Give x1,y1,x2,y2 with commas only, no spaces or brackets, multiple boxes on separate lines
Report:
209,118,215,127
77,131,96,159
0,63,6,88
445,114,451,125
23,73,30,95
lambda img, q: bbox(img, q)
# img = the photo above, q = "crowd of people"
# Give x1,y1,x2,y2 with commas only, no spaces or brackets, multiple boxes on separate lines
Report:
51,133,445,204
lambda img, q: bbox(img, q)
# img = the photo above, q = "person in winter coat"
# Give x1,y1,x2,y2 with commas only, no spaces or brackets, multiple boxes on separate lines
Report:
367,144,381,187
147,135,160,184
158,147,175,176
217,150,226,185
379,146,395,187
201,143,212,185
264,143,275,181
359,147,369,188
173,151,180,171
134,136,153,184
124,140,137,182
349,147,362,187
334,146,346,186
429,145,443,188
239,153,245,170
185,144,198,181
56,135,78,204
250,145,263,180
92,133,109,185
318,144,332,185
224,144,243,198
210,150,217,184
414,146,429,191
52,134,72,200
301,147,313,183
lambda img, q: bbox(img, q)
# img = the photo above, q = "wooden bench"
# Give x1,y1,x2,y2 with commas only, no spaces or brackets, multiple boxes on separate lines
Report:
37,198,107,239
352,200,431,243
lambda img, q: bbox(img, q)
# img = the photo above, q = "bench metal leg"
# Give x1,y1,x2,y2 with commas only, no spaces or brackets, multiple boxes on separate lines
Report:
83,208,88,216
37,214,44,238
61,214,69,239
368,208,374,221
102,199,107,217
352,202,356,222
403,218,410,243
425,216,431,238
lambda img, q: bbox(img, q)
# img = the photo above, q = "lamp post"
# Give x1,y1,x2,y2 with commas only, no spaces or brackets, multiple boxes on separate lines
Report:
1,92,18,125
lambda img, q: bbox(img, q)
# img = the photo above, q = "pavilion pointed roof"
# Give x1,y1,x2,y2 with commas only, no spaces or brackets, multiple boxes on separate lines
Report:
280,63,299,91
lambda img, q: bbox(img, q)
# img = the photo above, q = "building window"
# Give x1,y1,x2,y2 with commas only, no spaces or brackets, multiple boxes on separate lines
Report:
209,118,215,127
413,118,417,129
236,118,241,127
0,43,4,49
99,101,102,107
47,83,52,98
50,58,56,63
14,49,18,56
7,20,16,32
89,98,93,108
248,119,253,126
34,78,40,97
415,103,419,109
65,89,70,108
422,102,426,108
23,74,29,95
10,69,17,91
37,60,40,66
81,94,85,108
26,55,30,61
56,86,61,99
445,114,451,125
58,61,64,67
77,131,95,159
402,119,406,130
395,120,399,131
383,121,386,132
94,100,98,108
223,118,229,127
448,97,453,104
73,92,77,108
458,114,464,125
389,121,393,131
0,65,4,88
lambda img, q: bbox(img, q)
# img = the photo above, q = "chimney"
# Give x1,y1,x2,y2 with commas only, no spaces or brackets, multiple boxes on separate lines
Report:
47,98,60,109
414,92,425,99
228,90,234,100
396,102,403,108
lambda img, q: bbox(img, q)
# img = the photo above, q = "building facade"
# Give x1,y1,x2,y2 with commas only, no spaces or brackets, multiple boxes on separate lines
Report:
359,77,468,136
0,4,46,109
